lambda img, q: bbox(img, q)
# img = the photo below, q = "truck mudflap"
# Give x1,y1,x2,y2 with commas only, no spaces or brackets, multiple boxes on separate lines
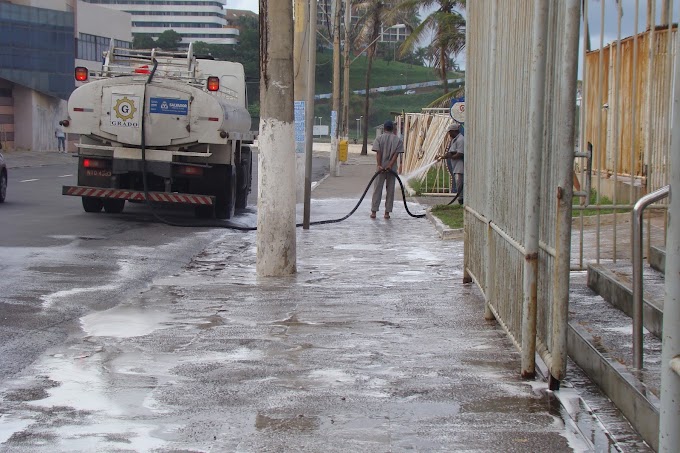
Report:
62,186,214,206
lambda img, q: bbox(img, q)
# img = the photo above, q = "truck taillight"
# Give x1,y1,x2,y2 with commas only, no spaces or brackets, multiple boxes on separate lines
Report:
207,77,220,91
178,166,204,176
83,158,108,169
75,67,88,82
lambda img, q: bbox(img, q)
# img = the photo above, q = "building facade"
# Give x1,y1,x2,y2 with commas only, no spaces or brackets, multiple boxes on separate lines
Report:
84,0,239,46
0,0,131,151
76,0,132,72
0,0,75,151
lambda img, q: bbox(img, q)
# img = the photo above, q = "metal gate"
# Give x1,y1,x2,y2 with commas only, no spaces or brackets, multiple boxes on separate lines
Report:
465,0,580,385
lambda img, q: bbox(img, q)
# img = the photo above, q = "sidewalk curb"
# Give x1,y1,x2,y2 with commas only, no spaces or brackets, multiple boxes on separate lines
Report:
425,209,463,240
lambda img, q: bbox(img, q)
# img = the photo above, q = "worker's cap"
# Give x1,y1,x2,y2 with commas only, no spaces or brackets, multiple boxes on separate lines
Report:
448,123,460,131
383,120,394,130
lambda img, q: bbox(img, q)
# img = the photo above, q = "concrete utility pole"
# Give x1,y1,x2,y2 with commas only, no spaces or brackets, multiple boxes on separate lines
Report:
342,0,351,139
302,0,317,228
293,0,309,202
257,0,296,276
658,18,680,453
331,0,341,176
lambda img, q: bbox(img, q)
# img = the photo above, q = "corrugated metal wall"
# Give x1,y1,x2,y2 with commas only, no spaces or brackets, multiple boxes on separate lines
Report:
584,27,676,189
466,0,579,383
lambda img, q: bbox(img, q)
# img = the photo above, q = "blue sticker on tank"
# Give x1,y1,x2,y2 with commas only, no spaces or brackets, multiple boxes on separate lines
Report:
149,98,189,115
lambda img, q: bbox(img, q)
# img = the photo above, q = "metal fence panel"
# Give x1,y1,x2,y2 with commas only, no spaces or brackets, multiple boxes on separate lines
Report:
466,0,579,383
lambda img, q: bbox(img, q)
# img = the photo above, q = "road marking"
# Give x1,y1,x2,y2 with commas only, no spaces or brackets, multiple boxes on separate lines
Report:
20,179,39,183
58,175,73,178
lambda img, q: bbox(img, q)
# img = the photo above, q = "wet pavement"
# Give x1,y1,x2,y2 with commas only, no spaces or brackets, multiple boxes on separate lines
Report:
0,148,645,451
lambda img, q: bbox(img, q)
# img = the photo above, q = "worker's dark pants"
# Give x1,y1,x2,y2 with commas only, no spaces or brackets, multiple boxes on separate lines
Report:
371,172,396,213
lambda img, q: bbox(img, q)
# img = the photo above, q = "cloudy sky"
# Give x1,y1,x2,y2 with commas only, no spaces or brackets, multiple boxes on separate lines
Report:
227,0,258,13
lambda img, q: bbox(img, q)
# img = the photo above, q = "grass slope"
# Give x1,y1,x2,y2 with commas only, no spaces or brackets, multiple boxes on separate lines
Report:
314,52,462,136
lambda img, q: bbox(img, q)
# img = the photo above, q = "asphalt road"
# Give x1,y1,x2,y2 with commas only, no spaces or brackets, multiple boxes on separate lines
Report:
0,153,329,381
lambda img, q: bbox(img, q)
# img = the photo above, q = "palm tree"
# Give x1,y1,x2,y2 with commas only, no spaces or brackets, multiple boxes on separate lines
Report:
354,0,387,154
354,0,415,154
396,0,465,93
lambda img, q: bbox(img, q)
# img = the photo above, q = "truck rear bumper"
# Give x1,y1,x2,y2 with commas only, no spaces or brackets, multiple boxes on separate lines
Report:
62,186,214,206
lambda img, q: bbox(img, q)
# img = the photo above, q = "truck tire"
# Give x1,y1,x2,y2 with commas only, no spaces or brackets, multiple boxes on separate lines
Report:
0,169,6,203
235,148,251,210
103,199,125,214
215,165,237,219
82,197,103,213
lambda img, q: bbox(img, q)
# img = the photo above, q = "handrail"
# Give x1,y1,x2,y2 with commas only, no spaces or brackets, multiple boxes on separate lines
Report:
632,185,670,369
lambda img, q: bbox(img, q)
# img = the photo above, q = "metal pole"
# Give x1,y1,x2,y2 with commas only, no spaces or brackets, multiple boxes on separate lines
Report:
256,0,296,276
595,0,605,263
631,0,640,210
303,0,317,229
293,0,308,202
632,185,670,369
482,0,499,320
551,0,581,386
331,0,341,177
577,0,589,270
520,0,549,380
612,1,623,262
342,0,351,139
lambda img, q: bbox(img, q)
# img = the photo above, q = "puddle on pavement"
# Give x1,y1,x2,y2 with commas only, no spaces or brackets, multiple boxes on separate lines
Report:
80,305,173,338
333,244,380,251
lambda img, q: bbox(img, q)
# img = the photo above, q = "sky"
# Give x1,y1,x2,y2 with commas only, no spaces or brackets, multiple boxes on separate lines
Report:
227,0,258,13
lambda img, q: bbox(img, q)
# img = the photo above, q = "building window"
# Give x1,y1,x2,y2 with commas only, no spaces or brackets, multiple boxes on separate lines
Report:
78,33,114,62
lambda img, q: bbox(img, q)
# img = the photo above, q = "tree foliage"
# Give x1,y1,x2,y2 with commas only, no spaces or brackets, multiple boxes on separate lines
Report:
155,30,183,50
191,16,260,108
132,34,155,50
396,0,466,92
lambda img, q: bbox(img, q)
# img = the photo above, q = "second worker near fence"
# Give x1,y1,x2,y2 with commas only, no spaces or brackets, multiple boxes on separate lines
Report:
370,120,404,220
444,123,464,204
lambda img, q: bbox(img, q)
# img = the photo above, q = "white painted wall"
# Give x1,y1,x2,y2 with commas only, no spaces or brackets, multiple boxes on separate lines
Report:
13,86,67,151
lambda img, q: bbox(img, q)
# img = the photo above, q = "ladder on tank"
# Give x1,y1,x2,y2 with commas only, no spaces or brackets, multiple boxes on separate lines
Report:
99,42,201,86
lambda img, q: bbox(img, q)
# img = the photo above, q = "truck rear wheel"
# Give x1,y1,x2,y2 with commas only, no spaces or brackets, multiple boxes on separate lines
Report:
235,148,251,210
215,165,236,220
194,205,214,218
103,199,125,214
82,197,103,213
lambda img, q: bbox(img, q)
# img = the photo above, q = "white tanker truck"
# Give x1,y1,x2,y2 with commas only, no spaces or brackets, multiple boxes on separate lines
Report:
61,44,256,219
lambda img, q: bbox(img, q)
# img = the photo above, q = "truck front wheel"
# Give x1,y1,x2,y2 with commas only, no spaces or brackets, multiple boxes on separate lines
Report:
82,197,103,213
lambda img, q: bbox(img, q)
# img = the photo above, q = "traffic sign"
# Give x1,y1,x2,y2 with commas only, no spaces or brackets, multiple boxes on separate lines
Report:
450,101,465,123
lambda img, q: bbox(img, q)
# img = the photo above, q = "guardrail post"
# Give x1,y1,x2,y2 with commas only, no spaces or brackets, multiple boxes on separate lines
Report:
632,185,669,370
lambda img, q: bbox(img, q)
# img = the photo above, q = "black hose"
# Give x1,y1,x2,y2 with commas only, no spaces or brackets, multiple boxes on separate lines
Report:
445,191,461,206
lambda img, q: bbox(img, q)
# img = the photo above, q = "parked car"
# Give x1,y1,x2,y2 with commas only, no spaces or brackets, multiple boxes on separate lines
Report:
404,90,416,95
0,151,6,203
